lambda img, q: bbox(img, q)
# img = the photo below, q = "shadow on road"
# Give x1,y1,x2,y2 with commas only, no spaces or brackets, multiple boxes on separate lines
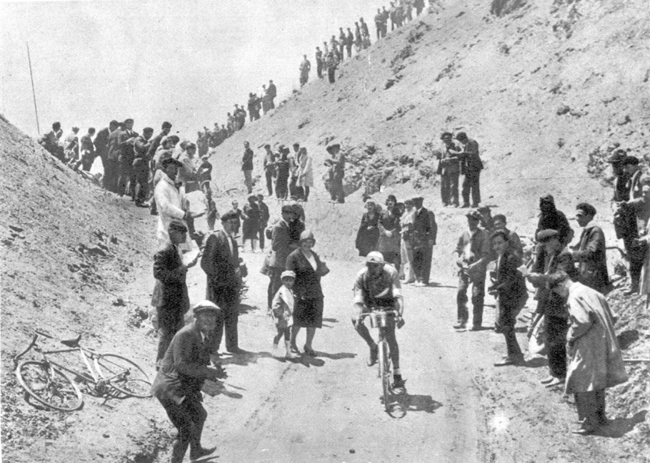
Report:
596,410,647,438
402,394,443,414
219,350,269,366
522,357,547,369
239,303,260,315
423,282,456,289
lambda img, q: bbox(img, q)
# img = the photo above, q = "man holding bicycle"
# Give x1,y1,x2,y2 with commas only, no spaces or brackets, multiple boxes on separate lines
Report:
352,251,406,394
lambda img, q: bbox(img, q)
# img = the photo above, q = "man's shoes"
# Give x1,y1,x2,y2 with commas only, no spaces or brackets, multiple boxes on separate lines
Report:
404,279,416,284
190,446,216,461
460,204,470,208
468,325,482,331
367,345,378,367
415,281,426,287
571,424,596,436
494,355,524,367
303,345,317,357
540,375,556,384
392,377,407,395
623,286,639,296
227,347,245,355
545,376,565,388
285,350,299,360
453,322,467,330
290,344,301,355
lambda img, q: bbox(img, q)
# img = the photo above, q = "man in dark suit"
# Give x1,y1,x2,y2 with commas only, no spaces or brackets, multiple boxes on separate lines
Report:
151,301,222,463
116,118,137,197
410,197,436,286
570,203,609,293
201,211,243,354
267,205,300,309
456,132,483,208
152,220,199,364
438,132,462,207
94,120,118,184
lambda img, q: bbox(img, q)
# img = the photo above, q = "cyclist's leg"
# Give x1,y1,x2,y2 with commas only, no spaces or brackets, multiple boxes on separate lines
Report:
351,304,375,347
384,317,400,371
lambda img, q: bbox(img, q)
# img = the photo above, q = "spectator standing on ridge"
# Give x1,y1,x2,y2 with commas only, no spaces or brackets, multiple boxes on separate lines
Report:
454,210,489,331
360,17,371,48
257,194,270,251
38,121,64,161
296,147,314,201
275,146,291,200
201,211,244,355
263,144,276,196
325,51,338,84
154,158,192,252
338,28,346,61
242,141,254,194
315,47,324,79
325,143,345,203
354,23,363,53
77,127,96,172
94,120,118,175
381,7,390,37
132,127,153,206
346,28,354,58
414,0,425,16
438,132,462,207
63,126,80,165
456,131,483,208
267,80,277,110
375,8,384,40
570,203,609,294
299,55,311,87
289,143,302,200
105,121,123,193
116,119,138,198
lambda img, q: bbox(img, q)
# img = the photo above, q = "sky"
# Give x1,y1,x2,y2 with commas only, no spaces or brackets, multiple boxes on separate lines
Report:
1,0,383,137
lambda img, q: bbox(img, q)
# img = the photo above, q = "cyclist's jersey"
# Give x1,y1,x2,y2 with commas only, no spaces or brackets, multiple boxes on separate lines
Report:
353,264,402,308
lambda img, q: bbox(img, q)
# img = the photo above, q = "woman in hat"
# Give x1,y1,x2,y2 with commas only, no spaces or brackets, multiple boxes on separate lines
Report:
286,230,327,356
377,195,401,268
296,147,314,201
355,200,380,257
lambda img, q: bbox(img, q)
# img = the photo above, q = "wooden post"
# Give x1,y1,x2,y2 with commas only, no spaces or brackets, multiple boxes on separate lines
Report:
26,42,40,135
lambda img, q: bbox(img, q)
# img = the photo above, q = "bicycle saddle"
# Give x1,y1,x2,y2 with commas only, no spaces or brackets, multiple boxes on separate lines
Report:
60,334,82,347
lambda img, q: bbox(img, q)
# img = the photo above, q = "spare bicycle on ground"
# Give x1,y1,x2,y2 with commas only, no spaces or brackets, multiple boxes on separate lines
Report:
13,329,152,411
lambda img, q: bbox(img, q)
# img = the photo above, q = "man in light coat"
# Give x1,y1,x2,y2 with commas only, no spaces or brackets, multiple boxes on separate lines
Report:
154,158,192,252
550,272,628,435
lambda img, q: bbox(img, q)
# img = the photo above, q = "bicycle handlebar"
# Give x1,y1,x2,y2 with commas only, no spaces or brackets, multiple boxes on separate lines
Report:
13,334,39,368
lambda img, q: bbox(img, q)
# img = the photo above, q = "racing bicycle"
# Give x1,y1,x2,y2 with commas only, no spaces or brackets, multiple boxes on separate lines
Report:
13,329,152,412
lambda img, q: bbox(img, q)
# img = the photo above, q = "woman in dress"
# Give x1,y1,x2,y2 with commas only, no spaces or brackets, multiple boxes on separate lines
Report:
355,200,380,257
296,147,314,201
286,230,326,356
377,195,401,268
241,195,260,252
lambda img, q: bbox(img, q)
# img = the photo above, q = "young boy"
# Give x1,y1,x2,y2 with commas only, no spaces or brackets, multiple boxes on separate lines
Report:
271,270,298,359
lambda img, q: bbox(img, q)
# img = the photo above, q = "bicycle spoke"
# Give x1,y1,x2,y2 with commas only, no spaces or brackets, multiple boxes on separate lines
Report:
16,361,83,412
95,354,152,398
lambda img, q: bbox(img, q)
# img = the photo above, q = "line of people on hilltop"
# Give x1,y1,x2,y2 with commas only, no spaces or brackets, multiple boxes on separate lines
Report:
300,1,429,87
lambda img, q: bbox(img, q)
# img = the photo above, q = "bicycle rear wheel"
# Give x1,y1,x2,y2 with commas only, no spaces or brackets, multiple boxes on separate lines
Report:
95,354,152,398
378,341,392,412
16,361,83,412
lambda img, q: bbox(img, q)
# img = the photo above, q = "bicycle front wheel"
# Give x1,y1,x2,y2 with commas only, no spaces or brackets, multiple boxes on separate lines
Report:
378,342,392,412
95,354,152,398
16,361,83,412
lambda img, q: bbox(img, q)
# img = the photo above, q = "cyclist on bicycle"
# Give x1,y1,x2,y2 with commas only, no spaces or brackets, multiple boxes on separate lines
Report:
352,251,406,394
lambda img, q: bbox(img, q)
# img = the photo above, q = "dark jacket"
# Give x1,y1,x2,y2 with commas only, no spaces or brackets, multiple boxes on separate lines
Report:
286,249,324,300
491,251,527,311
530,249,576,318
411,207,435,249
94,127,110,158
269,220,293,268
201,230,240,300
152,244,189,327
355,212,380,257
573,224,609,293
536,194,573,246
460,138,483,173
151,323,215,403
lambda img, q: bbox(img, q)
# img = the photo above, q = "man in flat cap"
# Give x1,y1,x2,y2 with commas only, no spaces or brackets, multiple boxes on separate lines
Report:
456,132,483,208
523,229,577,388
454,210,490,330
411,197,437,286
151,300,223,463
438,132,462,207
201,211,244,354
325,144,346,203
155,157,192,251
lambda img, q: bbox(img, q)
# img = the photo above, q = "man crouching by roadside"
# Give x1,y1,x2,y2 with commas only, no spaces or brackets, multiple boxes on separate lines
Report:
151,301,225,463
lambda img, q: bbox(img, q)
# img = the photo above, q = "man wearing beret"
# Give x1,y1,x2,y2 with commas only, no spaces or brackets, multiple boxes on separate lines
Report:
201,211,243,354
454,210,490,330
154,157,192,252
325,144,346,203
524,229,577,387
151,301,223,463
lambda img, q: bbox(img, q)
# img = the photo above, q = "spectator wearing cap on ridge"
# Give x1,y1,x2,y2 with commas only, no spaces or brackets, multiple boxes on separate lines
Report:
456,132,483,208
155,157,193,252
325,143,345,203
569,203,610,294
454,210,490,330
524,228,577,388
151,300,222,463
151,219,200,365
438,132,462,207
201,211,243,355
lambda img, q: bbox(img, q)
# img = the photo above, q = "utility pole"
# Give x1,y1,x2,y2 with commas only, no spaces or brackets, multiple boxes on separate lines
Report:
26,42,40,135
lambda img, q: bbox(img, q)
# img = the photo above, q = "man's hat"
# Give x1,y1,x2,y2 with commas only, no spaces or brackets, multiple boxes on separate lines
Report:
622,156,640,166
109,119,119,126
161,158,183,168
281,204,296,214
366,251,385,264
440,131,453,139
477,205,491,213
466,210,481,221
123,118,134,124
606,149,627,164
168,219,187,233
221,211,238,222
281,270,296,280
455,131,468,140
326,143,341,153
193,300,221,315
537,229,559,242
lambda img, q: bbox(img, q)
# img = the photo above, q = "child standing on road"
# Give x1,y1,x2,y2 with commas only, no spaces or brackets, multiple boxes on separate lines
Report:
271,271,298,359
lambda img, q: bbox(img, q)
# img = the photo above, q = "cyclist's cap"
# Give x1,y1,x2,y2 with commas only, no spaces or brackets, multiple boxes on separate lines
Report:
281,270,296,280
365,251,385,265
193,300,221,315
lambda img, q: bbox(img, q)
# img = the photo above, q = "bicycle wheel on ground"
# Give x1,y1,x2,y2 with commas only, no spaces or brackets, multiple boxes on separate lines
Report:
378,342,392,412
95,354,152,398
16,360,83,412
